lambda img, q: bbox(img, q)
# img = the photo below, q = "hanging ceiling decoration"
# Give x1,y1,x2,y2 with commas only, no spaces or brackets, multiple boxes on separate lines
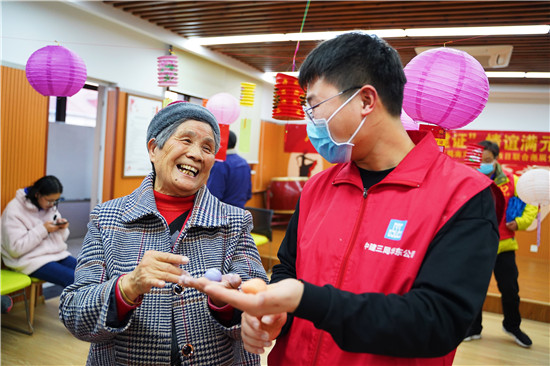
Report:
25,44,87,97
402,47,489,130
157,54,178,87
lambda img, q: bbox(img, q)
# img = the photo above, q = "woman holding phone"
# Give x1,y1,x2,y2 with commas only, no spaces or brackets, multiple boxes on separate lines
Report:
1,175,76,287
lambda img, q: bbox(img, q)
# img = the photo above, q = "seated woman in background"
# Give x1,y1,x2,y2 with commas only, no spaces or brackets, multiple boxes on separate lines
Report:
1,175,76,287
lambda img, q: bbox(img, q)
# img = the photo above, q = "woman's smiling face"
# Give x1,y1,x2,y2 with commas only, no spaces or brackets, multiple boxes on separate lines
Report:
148,120,216,197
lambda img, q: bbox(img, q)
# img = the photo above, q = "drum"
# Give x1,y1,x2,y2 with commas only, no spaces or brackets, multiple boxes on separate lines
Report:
267,177,308,214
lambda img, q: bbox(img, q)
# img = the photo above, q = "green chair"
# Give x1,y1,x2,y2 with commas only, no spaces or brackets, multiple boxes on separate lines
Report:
1,269,33,335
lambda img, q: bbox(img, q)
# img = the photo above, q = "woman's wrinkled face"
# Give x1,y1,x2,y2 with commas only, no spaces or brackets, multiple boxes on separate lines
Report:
148,120,216,197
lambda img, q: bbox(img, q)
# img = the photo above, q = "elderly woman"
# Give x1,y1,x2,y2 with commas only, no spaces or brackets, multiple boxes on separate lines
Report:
59,102,267,366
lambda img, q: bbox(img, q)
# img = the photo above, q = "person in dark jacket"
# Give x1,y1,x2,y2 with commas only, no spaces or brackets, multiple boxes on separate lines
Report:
207,130,252,208
189,32,504,366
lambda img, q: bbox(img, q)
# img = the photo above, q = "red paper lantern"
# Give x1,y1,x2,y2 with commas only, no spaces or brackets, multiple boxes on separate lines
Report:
464,143,484,169
25,45,87,97
272,73,306,120
403,47,489,130
157,55,178,87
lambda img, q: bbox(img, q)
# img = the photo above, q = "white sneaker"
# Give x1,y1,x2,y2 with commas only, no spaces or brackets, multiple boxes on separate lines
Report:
463,334,481,342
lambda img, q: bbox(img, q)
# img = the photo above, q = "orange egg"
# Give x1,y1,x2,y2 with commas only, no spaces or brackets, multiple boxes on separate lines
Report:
241,278,267,294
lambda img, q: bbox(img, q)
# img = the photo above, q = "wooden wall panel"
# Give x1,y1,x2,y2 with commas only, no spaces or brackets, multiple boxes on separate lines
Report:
253,121,291,194
516,215,549,260
1,66,48,212
110,91,144,199
101,89,118,202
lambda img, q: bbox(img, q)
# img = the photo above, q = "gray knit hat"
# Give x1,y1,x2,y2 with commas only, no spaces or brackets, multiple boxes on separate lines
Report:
146,101,220,152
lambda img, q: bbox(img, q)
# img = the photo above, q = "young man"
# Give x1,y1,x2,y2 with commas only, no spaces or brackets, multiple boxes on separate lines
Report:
464,140,537,347
194,32,504,365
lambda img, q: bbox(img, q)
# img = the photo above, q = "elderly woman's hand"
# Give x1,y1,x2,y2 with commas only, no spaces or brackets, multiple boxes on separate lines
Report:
121,250,189,302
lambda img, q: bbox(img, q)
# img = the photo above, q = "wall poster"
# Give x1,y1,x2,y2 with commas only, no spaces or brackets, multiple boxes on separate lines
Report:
123,95,162,177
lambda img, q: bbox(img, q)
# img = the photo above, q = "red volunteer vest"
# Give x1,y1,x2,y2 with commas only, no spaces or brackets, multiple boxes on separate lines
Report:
269,133,500,366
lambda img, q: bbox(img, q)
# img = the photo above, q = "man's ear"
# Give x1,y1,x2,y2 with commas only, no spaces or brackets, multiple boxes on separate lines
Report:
359,85,377,115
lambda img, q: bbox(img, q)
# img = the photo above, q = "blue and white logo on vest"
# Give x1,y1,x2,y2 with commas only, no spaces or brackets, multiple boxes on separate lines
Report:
384,219,407,241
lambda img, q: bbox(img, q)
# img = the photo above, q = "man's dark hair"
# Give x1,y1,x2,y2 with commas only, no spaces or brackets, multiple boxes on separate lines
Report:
26,175,63,208
479,140,499,159
228,130,237,150
298,32,406,116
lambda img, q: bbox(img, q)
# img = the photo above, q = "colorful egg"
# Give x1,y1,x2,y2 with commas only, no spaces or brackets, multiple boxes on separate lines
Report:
204,268,222,282
241,278,267,294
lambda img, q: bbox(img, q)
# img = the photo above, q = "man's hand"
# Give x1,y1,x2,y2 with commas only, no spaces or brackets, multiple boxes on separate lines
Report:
201,278,304,317
181,273,242,307
241,312,287,354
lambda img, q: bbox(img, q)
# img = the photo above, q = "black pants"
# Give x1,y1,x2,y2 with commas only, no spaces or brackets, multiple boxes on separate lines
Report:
469,251,522,334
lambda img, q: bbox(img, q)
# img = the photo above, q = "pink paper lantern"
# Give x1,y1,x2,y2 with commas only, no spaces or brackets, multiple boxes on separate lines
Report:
206,92,241,125
400,109,419,130
403,47,489,130
158,55,178,87
25,45,87,97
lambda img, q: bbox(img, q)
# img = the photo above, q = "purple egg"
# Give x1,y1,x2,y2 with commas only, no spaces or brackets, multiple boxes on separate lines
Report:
204,268,222,282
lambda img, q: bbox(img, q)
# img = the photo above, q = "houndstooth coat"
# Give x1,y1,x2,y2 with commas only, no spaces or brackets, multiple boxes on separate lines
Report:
59,174,266,365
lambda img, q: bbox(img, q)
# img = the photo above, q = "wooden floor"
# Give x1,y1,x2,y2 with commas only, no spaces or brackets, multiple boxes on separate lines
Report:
1,297,548,365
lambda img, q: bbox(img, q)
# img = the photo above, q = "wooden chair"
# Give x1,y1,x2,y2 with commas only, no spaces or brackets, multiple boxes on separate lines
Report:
1,269,34,334
29,277,46,325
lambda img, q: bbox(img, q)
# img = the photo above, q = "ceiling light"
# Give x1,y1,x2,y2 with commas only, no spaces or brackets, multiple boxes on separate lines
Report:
189,25,550,45
264,71,550,84
525,72,550,79
486,72,527,78
406,25,550,37
485,71,550,78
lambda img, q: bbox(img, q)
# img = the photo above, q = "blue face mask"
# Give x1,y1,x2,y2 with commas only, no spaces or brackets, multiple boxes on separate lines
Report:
306,90,365,164
478,162,495,175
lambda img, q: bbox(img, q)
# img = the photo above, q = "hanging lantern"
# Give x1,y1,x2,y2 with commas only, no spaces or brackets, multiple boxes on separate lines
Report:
240,82,256,107
206,92,241,125
400,109,419,131
272,73,306,120
516,168,550,207
403,47,489,130
25,45,87,97
463,143,484,169
157,55,178,87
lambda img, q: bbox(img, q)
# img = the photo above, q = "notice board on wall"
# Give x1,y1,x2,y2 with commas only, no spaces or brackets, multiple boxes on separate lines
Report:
123,95,162,177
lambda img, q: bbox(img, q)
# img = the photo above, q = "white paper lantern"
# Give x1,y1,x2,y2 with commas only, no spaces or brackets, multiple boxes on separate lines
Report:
516,168,550,207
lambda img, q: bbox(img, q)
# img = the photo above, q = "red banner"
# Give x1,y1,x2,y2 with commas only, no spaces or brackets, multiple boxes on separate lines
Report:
442,129,550,175
214,124,230,161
